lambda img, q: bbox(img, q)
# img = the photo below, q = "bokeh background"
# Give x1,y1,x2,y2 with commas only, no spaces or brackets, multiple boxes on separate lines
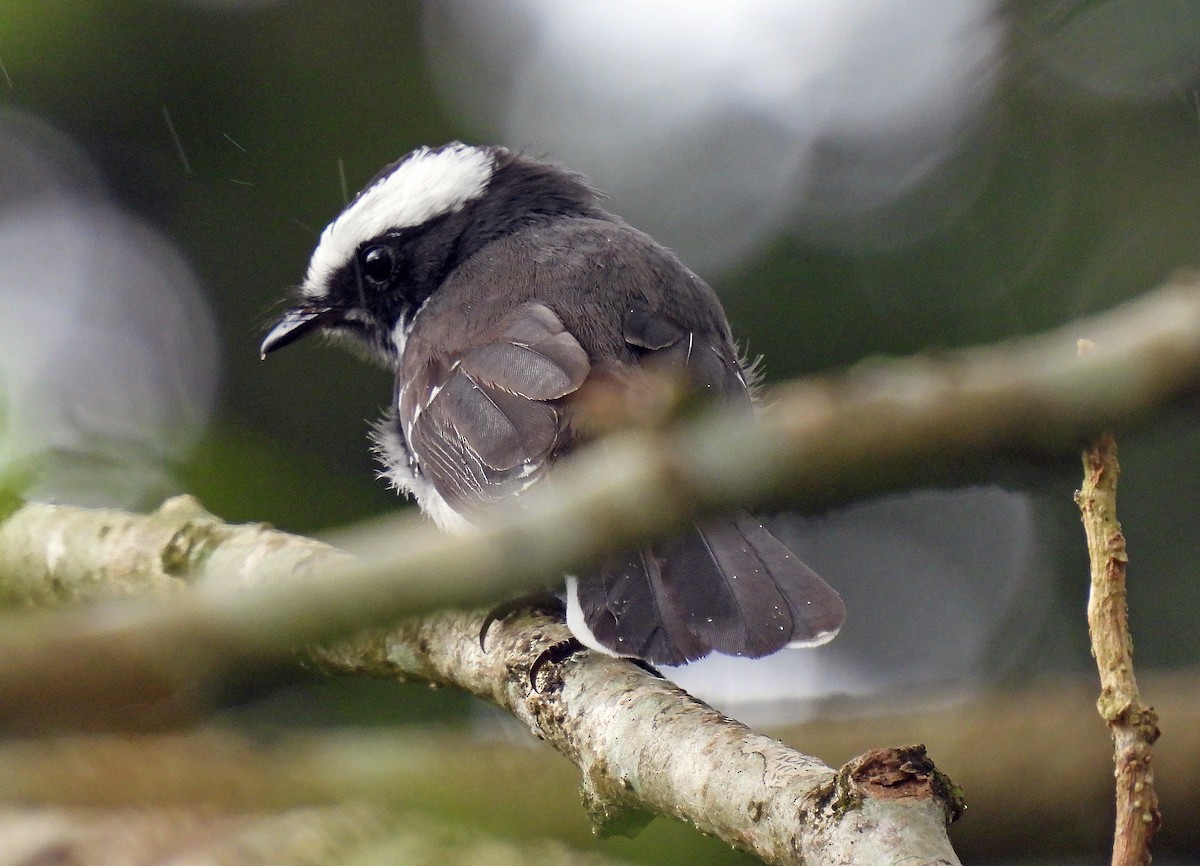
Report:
2,0,1199,860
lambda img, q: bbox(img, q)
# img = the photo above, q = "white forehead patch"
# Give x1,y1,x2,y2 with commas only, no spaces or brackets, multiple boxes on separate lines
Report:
302,143,496,295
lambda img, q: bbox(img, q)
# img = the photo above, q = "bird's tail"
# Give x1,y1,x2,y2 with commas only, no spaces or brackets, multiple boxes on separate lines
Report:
567,513,846,666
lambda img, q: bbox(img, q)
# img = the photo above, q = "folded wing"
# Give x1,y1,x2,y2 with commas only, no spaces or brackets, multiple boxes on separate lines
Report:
398,302,590,514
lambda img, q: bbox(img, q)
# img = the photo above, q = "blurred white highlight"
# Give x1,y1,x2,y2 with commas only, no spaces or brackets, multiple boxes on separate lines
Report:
0,110,219,507
424,0,1003,271
668,487,1052,725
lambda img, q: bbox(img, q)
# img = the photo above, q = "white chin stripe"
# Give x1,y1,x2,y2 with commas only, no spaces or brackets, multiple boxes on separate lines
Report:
303,143,495,294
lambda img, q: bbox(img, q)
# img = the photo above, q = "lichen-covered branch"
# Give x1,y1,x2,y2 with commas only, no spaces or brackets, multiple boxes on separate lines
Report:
0,279,1198,732
0,507,966,863
0,600,966,865
0,507,968,863
1076,434,1161,866
0,496,967,864
3,278,1200,860
319,607,964,863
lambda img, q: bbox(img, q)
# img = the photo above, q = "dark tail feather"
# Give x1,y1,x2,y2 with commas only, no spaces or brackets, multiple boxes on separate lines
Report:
726,515,846,649
574,549,707,665
571,513,845,666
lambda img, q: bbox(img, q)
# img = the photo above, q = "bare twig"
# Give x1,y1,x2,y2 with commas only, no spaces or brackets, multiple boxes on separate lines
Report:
1076,431,1161,866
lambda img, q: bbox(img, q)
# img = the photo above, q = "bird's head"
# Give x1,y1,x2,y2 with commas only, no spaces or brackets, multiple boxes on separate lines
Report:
260,142,601,365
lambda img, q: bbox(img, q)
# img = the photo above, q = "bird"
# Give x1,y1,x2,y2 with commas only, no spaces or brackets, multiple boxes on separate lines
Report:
261,142,845,666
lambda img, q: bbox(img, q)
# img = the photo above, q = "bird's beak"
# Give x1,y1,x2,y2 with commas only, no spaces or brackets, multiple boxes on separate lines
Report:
260,305,344,359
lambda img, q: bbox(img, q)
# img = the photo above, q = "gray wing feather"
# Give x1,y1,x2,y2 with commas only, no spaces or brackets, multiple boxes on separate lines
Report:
399,302,589,515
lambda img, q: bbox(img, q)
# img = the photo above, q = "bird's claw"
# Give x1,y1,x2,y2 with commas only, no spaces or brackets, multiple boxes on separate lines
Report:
479,592,566,651
529,638,586,691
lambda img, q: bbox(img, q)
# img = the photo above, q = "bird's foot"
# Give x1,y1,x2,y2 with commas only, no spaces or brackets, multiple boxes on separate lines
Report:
528,642,664,691
529,637,585,691
479,591,565,651
628,658,665,679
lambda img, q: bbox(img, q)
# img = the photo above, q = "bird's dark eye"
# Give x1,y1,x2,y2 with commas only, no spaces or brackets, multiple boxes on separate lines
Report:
360,245,397,287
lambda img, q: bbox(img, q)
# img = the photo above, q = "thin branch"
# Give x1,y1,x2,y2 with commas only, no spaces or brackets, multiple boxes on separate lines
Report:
1076,432,1161,865
0,278,1198,730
